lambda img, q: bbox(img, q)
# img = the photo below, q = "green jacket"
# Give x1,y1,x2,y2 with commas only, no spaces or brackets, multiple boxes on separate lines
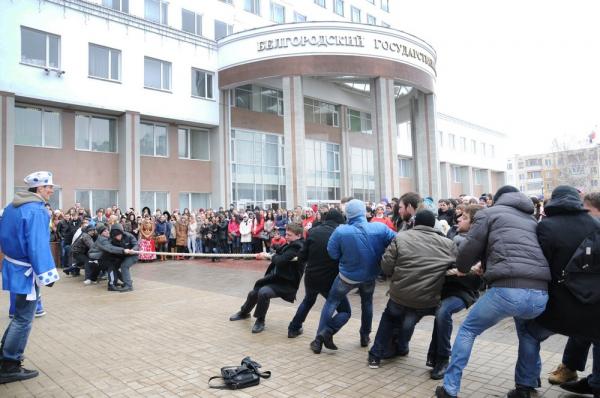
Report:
381,225,457,309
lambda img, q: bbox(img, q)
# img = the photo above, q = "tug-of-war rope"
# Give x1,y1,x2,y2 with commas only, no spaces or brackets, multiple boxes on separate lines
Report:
130,251,266,259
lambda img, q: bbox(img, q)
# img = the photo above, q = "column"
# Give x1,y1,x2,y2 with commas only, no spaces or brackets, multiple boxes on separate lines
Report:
213,89,231,207
440,162,452,198
282,76,306,208
464,166,474,196
118,111,141,210
486,169,493,194
339,105,352,198
0,92,15,208
411,91,441,199
371,77,399,200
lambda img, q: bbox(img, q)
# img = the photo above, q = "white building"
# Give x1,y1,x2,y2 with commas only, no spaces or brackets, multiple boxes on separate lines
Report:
0,0,505,212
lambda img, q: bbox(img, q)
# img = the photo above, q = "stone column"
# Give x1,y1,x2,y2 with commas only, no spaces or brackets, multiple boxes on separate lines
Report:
440,162,452,198
282,76,306,208
213,89,231,207
339,105,352,198
371,77,399,200
410,91,440,199
464,166,474,196
0,92,15,208
486,169,493,194
118,111,141,210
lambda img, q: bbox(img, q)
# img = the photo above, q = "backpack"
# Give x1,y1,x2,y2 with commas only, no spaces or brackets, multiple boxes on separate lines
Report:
560,226,600,304
208,357,271,390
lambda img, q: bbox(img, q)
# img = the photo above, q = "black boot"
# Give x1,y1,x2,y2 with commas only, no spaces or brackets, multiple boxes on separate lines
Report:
229,311,250,321
322,332,338,350
252,319,265,334
310,336,323,354
560,377,593,395
360,334,370,347
426,353,436,368
430,358,449,380
0,360,39,384
435,386,457,398
506,386,534,398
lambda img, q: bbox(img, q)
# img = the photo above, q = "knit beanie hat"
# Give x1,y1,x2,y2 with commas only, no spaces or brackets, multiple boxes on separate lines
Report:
493,185,519,204
110,228,123,239
414,209,436,228
96,225,107,235
325,208,345,225
345,199,366,220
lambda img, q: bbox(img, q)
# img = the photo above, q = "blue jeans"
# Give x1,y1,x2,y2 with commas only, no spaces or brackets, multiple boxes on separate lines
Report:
61,240,71,268
443,287,548,396
195,237,203,254
369,299,436,360
316,276,375,338
242,242,253,254
516,320,600,390
428,296,467,360
9,293,43,316
1,287,39,361
563,336,592,371
288,285,351,332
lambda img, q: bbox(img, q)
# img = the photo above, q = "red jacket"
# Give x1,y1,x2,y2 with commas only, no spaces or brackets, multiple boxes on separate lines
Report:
252,218,264,238
371,216,397,232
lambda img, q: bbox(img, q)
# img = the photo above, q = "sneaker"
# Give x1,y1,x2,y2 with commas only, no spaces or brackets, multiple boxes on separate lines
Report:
229,311,250,321
288,328,303,338
435,386,457,398
107,285,123,292
368,354,380,369
0,361,39,384
34,310,46,318
548,363,578,385
83,279,92,285
119,286,133,293
560,377,593,395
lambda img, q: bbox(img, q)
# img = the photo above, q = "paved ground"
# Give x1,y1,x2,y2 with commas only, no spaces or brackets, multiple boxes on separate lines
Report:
0,258,593,398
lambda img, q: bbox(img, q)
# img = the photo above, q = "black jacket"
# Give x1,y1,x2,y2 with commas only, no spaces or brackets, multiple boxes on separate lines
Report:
438,209,455,226
456,192,550,290
297,220,340,293
57,219,79,243
253,239,304,303
534,186,600,339
441,233,483,308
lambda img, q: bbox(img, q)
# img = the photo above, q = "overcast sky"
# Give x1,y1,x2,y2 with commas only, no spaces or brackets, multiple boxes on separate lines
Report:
393,1,600,156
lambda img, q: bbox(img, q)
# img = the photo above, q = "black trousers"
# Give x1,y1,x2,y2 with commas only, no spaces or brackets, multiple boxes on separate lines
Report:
240,286,279,321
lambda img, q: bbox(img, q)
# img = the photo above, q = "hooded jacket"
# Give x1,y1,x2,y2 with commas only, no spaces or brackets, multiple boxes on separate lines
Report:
327,214,397,283
534,186,600,339
88,234,126,260
0,192,59,295
253,238,304,302
381,226,457,309
456,191,551,290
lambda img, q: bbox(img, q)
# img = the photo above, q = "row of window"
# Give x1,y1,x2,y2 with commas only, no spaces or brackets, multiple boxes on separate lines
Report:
314,0,389,13
438,131,496,158
15,105,210,160
21,27,215,99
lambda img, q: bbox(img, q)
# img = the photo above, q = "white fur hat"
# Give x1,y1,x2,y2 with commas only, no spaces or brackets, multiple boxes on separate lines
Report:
24,171,54,188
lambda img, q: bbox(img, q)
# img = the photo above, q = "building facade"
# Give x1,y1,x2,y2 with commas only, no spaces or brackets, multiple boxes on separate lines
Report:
0,0,504,212
507,146,600,198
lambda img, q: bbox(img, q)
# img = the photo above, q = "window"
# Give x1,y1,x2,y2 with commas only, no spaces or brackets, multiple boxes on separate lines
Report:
102,0,129,12
231,130,286,209
244,0,260,15
294,12,307,22
398,158,412,178
234,84,283,116
140,122,168,157
145,0,168,24
544,158,552,167
350,6,361,22
570,165,585,175
471,139,476,154
367,14,376,25
381,21,390,28
519,174,525,180
75,114,117,152
448,133,456,150
178,128,210,160
304,98,339,127
592,180,599,187
526,182,543,191
21,27,60,69
144,57,171,91
334,0,344,16
88,44,120,81
214,20,233,40
518,161,525,168
141,191,168,212
474,169,484,185
452,166,463,183
526,158,542,167
507,162,513,170
366,0,374,4
459,137,466,152
305,140,341,202
179,193,211,211
15,105,61,148
527,171,542,179
191,68,214,99
76,190,118,212
220,0,233,3
350,147,375,202
438,131,444,147
380,0,389,12
347,109,372,134
314,0,326,7
398,121,411,142
480,142,486,156
182,9,202,35
270,2,285,23
490,144,495,158
16,186,61,209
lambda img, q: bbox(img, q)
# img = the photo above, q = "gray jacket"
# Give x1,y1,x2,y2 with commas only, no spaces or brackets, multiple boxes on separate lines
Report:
71,232,94,256
456,192,550,290
88,235,125,260
381,225,457,309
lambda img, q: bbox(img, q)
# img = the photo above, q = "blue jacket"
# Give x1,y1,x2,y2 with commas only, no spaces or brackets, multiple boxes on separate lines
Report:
327,215,396,283
155,220,171,237
0,192,59,296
